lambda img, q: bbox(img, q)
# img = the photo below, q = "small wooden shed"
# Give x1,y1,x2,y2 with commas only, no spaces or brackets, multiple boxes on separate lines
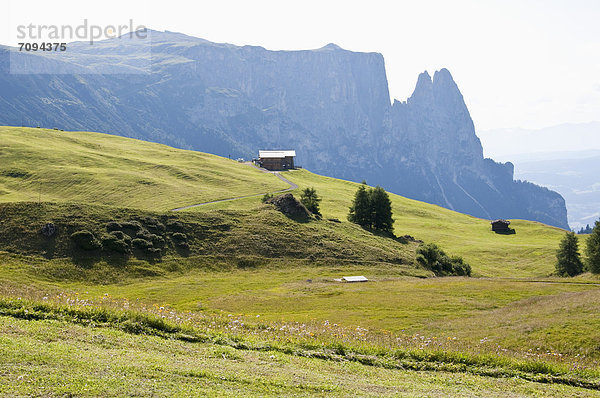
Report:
491,219,511,233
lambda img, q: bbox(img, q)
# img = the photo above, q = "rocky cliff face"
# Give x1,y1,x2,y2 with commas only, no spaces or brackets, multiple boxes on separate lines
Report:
0,31,569,229
375,69,567,229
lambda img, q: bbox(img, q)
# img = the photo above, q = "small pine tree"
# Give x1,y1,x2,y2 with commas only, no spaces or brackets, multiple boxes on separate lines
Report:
261,193,273,203
370,185,394,233
300,187,322,217
585,220,600,273
348,184,371,228
556,231,584,277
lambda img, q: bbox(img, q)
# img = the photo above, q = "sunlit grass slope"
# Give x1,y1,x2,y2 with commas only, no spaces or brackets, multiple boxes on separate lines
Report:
0,126,288,211
0,126,571,277
194,169,570,277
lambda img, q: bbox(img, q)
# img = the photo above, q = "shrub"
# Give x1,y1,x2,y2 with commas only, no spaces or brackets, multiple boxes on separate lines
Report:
166,219,184,232
175,241,189,250
109,230,131,243
132,238,153,250
556,232,584,277
416,243,471,277
172,232,188,242
70,230,101,251
121,221,143,234
143,216,166,232
106,222,122,232
135,230,153,240
101,233,130,253
151,235,166,248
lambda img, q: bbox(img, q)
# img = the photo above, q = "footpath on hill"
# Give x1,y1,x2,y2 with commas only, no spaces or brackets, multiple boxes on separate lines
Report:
171,165,298,211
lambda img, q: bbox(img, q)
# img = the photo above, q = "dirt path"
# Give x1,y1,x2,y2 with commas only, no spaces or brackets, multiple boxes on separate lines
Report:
170,169,298,212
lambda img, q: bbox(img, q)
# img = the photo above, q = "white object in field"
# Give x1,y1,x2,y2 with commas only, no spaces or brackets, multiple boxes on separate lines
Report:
342,276,368,283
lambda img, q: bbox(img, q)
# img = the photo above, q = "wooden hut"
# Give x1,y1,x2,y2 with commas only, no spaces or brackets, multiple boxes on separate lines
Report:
257,150,296,171
491,219,512,233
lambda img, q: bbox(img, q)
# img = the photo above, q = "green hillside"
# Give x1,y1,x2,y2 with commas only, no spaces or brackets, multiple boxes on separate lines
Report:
1,126,599,396
0,126,568,277
0,126,288,210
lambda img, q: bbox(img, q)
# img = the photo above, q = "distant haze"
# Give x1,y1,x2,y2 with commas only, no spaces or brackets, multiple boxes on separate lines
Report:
2,0,600,134
478,122,600,160
478,123,600,230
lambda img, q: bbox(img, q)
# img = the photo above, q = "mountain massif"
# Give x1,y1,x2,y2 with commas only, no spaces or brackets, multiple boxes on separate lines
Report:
0,30,569,229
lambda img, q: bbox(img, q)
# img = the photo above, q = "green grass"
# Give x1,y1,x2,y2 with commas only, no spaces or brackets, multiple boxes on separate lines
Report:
0,126,288,211
1,126,598,395
2,255,598,361
280,169,570,277
4,315,599,397
1,125,573,277
1,299,599,396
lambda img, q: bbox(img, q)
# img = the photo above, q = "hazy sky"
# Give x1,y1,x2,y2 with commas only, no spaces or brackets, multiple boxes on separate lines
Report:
3,0,600,131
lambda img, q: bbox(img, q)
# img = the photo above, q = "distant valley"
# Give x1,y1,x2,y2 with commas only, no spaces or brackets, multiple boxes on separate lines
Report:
479,123,600,230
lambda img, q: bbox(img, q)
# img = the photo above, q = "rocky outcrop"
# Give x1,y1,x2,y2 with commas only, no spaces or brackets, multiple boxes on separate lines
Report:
0,31,570,229
266,194,311,221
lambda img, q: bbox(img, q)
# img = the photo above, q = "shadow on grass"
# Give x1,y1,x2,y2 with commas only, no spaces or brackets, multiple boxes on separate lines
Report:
494,229,516,235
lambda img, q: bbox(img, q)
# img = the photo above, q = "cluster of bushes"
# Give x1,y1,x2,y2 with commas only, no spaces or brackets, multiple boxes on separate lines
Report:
416,243,472,277
70,216,190,258
556,220,600,277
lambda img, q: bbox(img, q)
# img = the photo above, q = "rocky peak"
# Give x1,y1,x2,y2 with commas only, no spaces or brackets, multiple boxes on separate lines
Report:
408,71,434,105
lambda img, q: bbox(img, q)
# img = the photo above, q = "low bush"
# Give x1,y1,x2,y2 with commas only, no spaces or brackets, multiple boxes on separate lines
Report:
416,243,471,276
166,219,184,232
262,193,274,203
109,231,131,243
121,221,143,234
172,232,188,242
70,230,101,251
132,238,153,249
101,233,130,254
106,222,122,232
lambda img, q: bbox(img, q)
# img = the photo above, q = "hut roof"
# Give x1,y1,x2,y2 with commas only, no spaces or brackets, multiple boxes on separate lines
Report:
491,219,510,225
259,150,296,158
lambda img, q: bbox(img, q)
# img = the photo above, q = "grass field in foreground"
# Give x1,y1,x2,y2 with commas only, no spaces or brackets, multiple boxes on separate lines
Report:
2,253,599,364
3,314,598,397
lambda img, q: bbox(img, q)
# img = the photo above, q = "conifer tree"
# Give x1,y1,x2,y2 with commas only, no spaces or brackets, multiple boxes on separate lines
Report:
300,187,322,217
585,220,600,273
348,183,371,228
370,185,394,233
556,231,584,277
348,183,394,232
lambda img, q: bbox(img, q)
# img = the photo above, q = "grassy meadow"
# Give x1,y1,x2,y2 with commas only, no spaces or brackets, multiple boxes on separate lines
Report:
0,126,288,210
1,126,599,396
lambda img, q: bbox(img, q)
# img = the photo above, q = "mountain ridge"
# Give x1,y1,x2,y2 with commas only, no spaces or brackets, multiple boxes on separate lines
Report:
0,30,569,229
